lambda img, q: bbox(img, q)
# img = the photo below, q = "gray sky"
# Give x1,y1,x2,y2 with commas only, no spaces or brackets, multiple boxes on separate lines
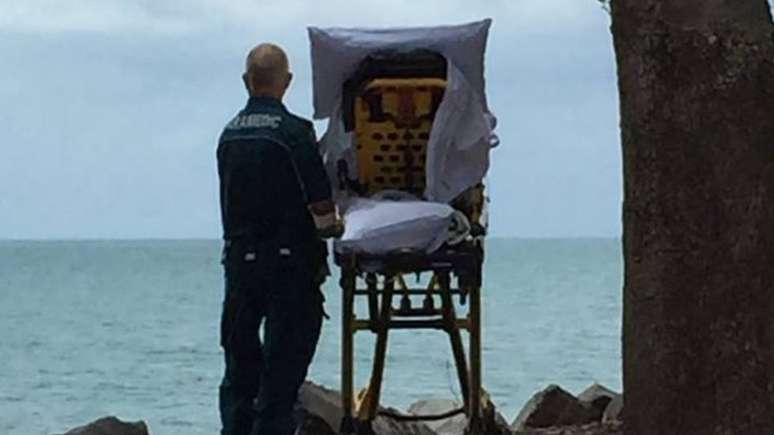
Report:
0,0,620,239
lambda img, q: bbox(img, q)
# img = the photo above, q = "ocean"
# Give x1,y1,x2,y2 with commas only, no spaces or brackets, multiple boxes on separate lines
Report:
0,239,622,435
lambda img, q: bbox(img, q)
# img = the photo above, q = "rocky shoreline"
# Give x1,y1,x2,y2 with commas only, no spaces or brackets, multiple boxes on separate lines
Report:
57,383,622,435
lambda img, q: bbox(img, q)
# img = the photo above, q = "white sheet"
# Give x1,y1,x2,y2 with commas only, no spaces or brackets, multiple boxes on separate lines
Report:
334,198,455,255
309,20,498,203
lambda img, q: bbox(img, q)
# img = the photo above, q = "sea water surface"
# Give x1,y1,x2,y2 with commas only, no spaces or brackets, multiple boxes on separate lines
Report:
0,239,622,435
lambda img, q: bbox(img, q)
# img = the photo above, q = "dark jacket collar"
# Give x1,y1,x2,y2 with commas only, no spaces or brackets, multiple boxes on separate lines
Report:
246,95,285,110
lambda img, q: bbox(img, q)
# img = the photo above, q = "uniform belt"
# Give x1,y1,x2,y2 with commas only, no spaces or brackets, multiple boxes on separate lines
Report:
224,231,274,246
223,237,273,248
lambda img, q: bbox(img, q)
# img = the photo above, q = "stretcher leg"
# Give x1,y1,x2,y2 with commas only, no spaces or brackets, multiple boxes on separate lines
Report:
340,268,356,434
336,251,485,433
438,271,471,413
359,276,394,422
467,283,483,430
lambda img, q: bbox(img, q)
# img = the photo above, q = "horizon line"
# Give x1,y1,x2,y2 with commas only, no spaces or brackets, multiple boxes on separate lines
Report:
0,235,622,242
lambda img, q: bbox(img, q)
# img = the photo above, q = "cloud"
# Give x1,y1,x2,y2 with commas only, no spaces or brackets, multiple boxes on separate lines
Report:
1,0,197,34
0,0,620,238
1,0,602,37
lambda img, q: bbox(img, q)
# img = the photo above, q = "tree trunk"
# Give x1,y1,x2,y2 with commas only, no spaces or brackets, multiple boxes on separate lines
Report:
612,1,774,434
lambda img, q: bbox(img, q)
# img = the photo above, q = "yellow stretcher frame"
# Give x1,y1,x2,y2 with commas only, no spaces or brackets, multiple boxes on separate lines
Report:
335,245,488,435
334,74,492,434
352,78,446,196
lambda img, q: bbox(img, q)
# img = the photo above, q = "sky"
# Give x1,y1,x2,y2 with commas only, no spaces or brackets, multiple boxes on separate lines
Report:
0,0,621,239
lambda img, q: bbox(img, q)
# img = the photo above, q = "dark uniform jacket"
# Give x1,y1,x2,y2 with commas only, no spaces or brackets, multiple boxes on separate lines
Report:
216,98,330,435
217,96,332,270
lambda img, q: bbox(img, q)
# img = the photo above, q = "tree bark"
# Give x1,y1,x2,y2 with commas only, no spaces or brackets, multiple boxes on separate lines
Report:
612,1,774,434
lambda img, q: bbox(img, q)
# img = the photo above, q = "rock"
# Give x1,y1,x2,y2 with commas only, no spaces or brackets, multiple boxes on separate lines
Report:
296,382,346,431
492,409,510,434
57,416,148,435
511,385,597,431
407,398,511,435
408,399,466,434
514,421,623,435
296,382,435,435
475,400,513,435
576,384,620,421
295,413,338,435
375,406,439,435
601,395,623,423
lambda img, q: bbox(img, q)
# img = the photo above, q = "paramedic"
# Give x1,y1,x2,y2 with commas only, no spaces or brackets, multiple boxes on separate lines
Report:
216,43,338,435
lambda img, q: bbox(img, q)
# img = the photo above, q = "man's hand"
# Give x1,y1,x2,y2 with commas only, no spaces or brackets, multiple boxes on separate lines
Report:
317,219,344,239
308,199,344,239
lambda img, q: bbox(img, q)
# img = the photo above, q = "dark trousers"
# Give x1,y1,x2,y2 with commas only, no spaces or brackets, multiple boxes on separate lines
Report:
219,242,324,435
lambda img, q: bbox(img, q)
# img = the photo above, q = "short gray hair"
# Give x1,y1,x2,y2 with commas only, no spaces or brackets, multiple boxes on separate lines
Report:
245,43,289,88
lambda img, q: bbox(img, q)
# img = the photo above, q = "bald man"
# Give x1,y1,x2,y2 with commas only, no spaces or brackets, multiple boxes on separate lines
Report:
216,43,336,435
